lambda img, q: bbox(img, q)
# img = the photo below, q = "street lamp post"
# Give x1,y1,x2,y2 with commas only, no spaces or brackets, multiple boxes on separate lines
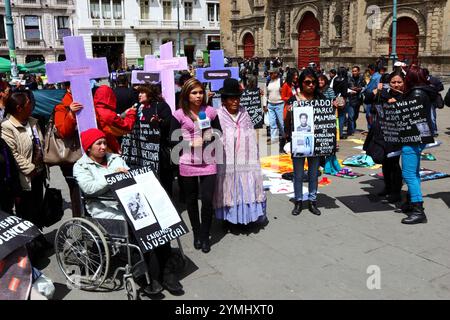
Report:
5,0,19,80
391,0,398,64
176,0,182,57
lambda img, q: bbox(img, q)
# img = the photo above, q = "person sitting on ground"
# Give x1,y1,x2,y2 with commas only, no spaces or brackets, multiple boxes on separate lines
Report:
73,128,184,296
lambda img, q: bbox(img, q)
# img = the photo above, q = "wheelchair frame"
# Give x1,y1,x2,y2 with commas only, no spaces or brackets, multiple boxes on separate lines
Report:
54,176,185,300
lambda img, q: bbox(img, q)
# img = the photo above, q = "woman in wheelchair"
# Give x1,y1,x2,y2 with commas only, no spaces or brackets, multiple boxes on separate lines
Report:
73,128,183,296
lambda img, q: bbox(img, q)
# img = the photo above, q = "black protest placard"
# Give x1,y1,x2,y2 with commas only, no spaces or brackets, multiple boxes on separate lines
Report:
379,98,434,145
106,166,188,253
122,120,161,172
211,91,222,109
241,89,263,129
0,211,41,260
291,99,336,157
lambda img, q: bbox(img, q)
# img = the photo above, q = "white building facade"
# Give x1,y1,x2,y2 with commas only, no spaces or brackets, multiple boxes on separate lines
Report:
75,0,221,69
0,0,76,64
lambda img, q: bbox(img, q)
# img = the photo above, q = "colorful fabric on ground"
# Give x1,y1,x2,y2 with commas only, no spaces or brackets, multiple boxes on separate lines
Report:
421,153,437,161
343,154,375,167
261,154,297,174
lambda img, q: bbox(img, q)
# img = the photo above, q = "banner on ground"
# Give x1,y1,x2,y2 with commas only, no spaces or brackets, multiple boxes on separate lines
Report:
105,167,188,253
291,99,336,157
379,98,435,145
241,89,263,129
0,211,41,261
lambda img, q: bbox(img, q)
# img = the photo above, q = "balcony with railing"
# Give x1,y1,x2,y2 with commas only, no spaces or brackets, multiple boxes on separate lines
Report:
161,20,178,28
208,21,220,28
138,20,203,30
89,18,123,28
24,39,44,48
183,20,201,28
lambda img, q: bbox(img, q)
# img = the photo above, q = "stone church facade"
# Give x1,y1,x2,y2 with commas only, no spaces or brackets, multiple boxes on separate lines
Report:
221,0,450,76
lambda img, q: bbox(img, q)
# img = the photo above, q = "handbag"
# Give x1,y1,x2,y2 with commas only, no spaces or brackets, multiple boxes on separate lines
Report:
41,185,64,227
336,95,346,110
435,93,444,109
43,110,82,166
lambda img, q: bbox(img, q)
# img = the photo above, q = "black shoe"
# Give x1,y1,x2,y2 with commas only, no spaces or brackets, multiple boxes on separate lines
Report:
340,135,347,140
377,189,389,197
386,193,402,203
308,201,321,216
291,201,302,216
401,203,427,224
162,272,184,295
194,239,202,250
201,239,211,253
143,279,164,296
399,201,413,214
193,234,202,250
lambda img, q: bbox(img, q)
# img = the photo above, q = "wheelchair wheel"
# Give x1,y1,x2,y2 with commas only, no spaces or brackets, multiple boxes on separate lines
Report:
54,218,110,291
125,277,138,300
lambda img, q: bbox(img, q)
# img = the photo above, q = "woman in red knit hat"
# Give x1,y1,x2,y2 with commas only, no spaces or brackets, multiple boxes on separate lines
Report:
73,128,184,297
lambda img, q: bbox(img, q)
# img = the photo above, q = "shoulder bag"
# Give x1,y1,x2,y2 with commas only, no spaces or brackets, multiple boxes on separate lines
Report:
43,110,82,166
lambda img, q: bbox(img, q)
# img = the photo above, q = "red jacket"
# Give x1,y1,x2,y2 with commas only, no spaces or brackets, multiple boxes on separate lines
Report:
281,82,295,120
94,85,136,153
54,91,77,139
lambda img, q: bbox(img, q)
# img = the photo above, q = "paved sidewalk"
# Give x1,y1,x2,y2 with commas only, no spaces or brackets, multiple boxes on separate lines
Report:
39,85,450,300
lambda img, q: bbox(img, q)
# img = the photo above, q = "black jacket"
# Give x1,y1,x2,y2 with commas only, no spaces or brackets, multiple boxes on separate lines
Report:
405,86,435,133
0,138,21,213
445,87,450,107
363,88,402,157
348,75,365,106
332,76,349,98
114,86,138,115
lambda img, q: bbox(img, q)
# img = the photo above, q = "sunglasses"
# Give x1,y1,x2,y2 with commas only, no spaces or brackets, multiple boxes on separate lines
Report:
303,80,316,86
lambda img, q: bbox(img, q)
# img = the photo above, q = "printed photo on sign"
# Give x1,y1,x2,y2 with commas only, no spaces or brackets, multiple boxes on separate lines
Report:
134,171,181,230
293,106,314,134
291,99,336,157
416,122,432,138
292,133,314,156
116,185,157,230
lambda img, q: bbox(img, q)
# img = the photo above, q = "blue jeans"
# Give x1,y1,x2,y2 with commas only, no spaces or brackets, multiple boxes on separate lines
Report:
430,105,438,135
364,103,372,131
338,102,355,136
401,145,425,203
268,102,285,142
293,156,320,202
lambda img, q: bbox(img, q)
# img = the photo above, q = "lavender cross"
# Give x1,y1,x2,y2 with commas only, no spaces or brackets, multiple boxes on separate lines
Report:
46,36,109,134
195,50,239,91
144,42,188,112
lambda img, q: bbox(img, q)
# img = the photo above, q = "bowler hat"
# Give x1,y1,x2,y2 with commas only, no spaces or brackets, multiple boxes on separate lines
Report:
219,78,243,97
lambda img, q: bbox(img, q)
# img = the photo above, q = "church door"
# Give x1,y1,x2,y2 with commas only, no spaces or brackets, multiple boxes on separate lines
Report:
243,33,255,59
390,17,419,65
298,12,320,69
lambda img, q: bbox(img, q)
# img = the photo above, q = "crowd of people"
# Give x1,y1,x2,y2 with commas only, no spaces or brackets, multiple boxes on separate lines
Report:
0,57,449,298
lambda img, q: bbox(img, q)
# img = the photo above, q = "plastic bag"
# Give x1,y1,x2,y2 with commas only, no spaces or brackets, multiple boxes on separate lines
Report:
32,274,55,300
264,111,270,127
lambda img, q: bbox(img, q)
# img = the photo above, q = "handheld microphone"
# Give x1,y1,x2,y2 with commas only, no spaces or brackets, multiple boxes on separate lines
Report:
198,111,211,130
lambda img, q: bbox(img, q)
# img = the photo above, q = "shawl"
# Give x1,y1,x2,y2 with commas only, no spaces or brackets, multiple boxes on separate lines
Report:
214,106,266,208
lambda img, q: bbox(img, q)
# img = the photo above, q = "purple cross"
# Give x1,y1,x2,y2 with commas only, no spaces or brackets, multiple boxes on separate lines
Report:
144,42,188,112
45,36,109,135
131,71,160,85
195,50,239,91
